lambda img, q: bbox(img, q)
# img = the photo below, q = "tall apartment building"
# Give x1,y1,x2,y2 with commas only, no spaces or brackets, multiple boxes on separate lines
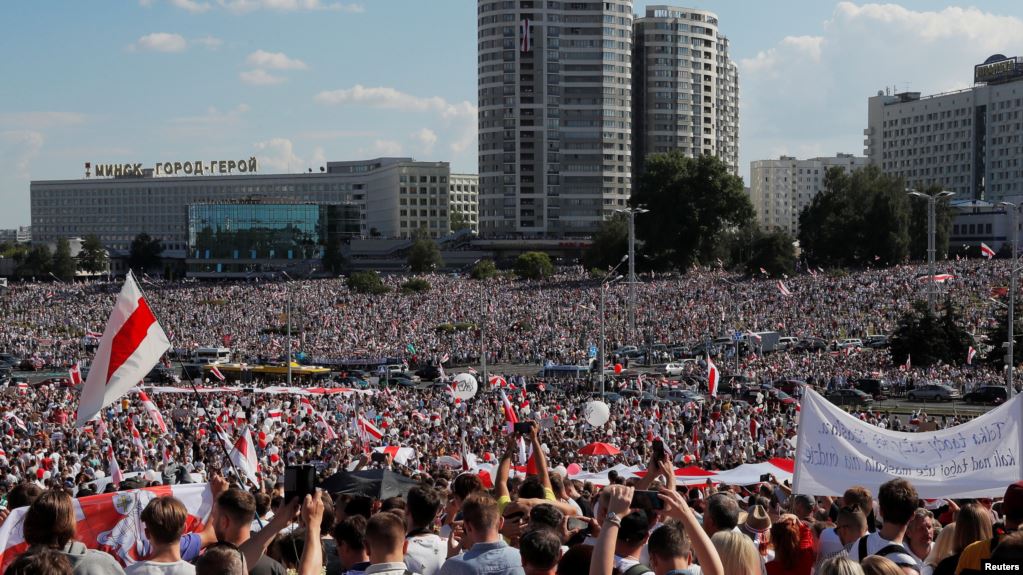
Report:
749,154,868,235
477,0,634,236
633,6,739,175
31,158,459,254
864,54,1023,201
449,174,480,233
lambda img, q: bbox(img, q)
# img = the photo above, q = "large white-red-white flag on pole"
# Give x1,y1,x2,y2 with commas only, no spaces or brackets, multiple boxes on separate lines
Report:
76,272,170,427
707,355,719,397
68,361,83,386
138,391,168,435
229,425,260,487
981,242,995,259
107,444,123,489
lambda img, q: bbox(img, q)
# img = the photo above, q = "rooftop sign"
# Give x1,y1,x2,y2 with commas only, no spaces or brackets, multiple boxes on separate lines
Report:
975,54,1023,85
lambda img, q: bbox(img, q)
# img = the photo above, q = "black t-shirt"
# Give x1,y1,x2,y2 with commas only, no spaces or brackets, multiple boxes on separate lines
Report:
249,554,286,575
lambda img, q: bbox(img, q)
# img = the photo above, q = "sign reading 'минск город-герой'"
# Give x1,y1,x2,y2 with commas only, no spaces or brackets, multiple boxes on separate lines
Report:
793,388,1023,498
88,157,258,178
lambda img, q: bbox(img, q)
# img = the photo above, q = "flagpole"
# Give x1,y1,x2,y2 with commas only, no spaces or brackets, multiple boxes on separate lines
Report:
131,270,260,491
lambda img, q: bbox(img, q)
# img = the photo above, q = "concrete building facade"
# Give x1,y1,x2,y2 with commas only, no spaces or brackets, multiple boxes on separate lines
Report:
477,0,634,236
749,153,868,235
31,158,463,256
449,174,480,233
864,55,1023,202
633,5,739,175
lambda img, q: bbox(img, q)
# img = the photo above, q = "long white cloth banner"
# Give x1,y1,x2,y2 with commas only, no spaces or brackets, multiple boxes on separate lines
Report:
794,388,1023,498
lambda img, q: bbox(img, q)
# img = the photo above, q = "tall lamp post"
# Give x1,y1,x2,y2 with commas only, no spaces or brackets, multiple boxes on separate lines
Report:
908,190,954,314
999,201,1019,399
582,255,627,397
283,267,315,387
613,206,649,346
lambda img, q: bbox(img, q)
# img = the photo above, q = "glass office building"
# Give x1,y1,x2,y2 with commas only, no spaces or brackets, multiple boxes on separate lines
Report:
187,201,359,276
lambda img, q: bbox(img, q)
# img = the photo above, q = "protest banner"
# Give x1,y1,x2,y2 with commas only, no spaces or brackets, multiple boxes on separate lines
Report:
794,388,1023,497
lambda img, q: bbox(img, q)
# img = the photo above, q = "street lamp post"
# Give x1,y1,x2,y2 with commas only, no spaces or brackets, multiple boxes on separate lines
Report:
1000,202,1019,399
614,207,649,348
582,255,627,397
908,190,954,314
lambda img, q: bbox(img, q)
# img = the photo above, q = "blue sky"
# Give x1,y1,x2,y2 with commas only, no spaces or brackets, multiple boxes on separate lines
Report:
1,1,1022,228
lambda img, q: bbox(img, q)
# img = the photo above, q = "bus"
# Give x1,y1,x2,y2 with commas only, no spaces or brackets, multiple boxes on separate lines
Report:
537,365,590,379
199,362,332,384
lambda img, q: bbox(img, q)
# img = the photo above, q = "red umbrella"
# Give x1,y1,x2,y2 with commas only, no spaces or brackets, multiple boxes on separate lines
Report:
578,442,621,456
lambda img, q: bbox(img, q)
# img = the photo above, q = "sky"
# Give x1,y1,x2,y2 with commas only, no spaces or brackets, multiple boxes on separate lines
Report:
1,0,1023,228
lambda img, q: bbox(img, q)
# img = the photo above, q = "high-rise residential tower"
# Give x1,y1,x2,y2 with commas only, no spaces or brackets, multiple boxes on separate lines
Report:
477,0,634,236
633,6,739,175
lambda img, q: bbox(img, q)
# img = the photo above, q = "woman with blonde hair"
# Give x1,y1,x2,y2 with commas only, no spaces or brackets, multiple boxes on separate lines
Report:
924,522,956,570
817,555,865,575
860,555,905,575
933,503,993,575
711,530,761,575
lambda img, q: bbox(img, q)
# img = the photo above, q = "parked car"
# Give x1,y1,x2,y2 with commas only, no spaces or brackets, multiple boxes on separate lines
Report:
663,360,696,376
962,385,1008,405
835,338,864,350
338,376,372,389
852,378,890,399
826,389,874,406
907,384,961,402
414,365,442,381
864,335,890,349
774,379,807,396
777,336,799,350
796,337,828,352
590,391,622,403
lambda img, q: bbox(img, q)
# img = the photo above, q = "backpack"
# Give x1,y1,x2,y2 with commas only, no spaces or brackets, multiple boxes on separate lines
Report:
623,563,653,575
856,535,919,571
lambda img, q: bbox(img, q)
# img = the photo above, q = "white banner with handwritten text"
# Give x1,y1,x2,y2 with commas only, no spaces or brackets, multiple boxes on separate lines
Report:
793,389,1023,498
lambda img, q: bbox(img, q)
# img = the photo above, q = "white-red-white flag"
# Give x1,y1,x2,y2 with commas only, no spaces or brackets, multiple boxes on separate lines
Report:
76,272,170,427
981,242,995,259
315,413,337,440
127,419,146,453
707,355,719,397
778,281,792,297
358,416,384,442
373,446,415,466
967,346,976,365
138,391,168,435
229,425,259,487
107,444,123,489
69,362,83,386
499,389,518,433
209,365,226,382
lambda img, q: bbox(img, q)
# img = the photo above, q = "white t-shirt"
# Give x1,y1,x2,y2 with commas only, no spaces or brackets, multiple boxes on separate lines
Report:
817,527,844,556
125,560,196,575
846,532,922,572
405,533,446,575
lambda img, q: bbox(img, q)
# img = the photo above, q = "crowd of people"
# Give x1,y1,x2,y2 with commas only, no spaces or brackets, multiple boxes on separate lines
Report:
0,260,1019,574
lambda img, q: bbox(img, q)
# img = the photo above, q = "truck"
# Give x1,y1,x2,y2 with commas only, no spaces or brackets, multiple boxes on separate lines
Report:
745,331,782,353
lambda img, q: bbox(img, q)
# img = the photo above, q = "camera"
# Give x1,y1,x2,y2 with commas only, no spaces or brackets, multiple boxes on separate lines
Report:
514,422,534,434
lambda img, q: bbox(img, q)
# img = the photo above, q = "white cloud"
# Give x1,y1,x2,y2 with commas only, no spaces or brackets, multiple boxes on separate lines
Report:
218,0,363,13
315,85,477,120
139,0,155,6
171,0,213,13
133,32,188,53
246,50,307,70
411,128,437,154
240,69,286,85
253,138,305,172
736,2,1023,182
0,112,88,130
194,35,223,49
368,140,403,156
0,131,44,179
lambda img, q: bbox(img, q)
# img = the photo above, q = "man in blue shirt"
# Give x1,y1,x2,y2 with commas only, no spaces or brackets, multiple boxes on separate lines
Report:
438,493,524,575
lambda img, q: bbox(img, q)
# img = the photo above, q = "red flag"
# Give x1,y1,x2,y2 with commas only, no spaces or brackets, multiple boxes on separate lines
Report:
76,272,170,427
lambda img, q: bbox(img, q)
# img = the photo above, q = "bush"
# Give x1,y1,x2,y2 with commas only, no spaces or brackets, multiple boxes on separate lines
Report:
514,251,554,280
470,259,497,280
348,271,389,295
401,278,432,293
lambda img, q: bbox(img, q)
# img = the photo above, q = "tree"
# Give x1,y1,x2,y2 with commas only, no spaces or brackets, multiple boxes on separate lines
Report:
985,297,1023,369
746,230,797,277
127,233,164,272
449,210,472,233
799,166,910,267
583,213,628,271
348,271,389,295
400,278,432,293
908,186,953,262
407,236,443,273
632,152,753,270
890,299,972,368
514,251,554,280
15,244,52,279
52,238,76,281
78,234,108,274
470,259,497,280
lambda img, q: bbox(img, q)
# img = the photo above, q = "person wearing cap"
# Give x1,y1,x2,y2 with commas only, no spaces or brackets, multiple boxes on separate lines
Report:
955,481,1023,574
